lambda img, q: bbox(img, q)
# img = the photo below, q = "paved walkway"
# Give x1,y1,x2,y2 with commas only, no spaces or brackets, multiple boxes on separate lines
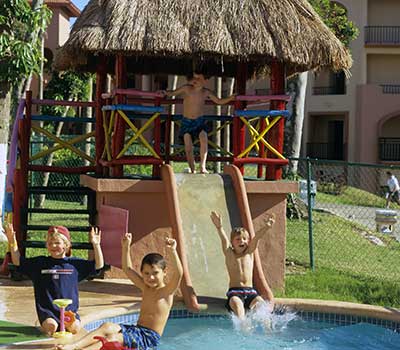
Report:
315,201,400,241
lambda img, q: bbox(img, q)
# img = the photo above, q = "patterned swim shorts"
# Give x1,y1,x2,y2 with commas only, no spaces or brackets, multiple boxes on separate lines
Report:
179,116,211,139
119,324,161,350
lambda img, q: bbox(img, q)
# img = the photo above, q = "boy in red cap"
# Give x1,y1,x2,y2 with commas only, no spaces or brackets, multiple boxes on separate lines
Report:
4,224,104,335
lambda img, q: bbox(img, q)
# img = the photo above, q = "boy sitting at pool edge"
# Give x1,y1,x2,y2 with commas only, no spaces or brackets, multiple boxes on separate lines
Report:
57,233,183,350
5,223,104,336
160,72,235,174
210,211,275,319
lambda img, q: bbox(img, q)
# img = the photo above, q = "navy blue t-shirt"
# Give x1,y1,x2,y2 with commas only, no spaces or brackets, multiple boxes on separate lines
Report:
18,256,96,324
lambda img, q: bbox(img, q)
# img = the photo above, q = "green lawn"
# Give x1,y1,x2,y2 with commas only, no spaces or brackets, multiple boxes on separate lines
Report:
285,211,400,307
0,320,45,345
1,199,399,308
0,199,90,259
316,185,400,209
277,268,400,308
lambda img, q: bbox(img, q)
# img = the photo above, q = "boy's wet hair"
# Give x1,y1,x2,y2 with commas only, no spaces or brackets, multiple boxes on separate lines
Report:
140,253,167,271
230,227,250,241
186,70,209,81
386,171,392,176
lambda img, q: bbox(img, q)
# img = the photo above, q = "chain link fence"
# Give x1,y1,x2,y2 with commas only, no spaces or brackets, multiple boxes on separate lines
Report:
285,158,400,285
28,135,400,286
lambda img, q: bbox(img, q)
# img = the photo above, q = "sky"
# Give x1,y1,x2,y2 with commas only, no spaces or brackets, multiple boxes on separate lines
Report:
74,0,88,11
70,0,88,25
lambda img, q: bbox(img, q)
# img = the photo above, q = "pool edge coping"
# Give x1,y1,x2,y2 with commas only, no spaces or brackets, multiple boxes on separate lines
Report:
80,298,400,326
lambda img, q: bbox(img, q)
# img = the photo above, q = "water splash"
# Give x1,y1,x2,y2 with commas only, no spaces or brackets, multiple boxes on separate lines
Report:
230,301,298,334
189,223,209,273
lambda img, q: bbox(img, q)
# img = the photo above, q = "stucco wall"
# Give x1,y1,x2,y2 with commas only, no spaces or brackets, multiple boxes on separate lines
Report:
81,176,298,292
356,84,400,163
368,0,400,26
367,54,400,83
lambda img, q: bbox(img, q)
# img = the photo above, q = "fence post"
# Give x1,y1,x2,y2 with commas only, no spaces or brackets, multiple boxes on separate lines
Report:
306,157,315,271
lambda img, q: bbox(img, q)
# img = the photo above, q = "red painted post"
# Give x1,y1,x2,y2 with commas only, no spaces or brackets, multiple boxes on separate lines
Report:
266,60,286,180
234,63,247,174
112,55,127,177
257,118,266,178
153,97,162,177
95,56,107,176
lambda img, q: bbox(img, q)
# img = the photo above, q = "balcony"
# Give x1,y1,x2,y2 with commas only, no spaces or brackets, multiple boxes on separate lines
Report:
312,86,346,95
365,26,400,45
306,143,346,160
380,84,400,94
379,138,400,161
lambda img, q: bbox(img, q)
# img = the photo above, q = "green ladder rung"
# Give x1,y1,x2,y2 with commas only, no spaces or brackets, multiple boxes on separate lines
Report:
22,241,93,250
26,208,91,214
28,186,94,195
23,224,92,232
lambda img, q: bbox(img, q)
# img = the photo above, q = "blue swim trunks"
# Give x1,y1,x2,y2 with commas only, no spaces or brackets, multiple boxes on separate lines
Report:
226,287,259,312
119,324,161,350
179,116,211,139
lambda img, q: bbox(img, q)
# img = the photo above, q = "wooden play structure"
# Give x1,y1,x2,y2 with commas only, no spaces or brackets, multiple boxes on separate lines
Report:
5,0,352,307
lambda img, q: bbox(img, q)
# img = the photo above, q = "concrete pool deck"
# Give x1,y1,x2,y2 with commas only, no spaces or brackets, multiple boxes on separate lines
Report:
0,277,399,349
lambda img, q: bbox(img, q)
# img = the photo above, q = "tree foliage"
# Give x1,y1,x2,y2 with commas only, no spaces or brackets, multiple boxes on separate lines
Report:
0,0,52,84
42,71,93,116
309,0,359,46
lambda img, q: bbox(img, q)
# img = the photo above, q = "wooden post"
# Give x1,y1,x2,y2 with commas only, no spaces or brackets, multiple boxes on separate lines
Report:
267,59,286,180
95,56,107,175
153,97,162,177
257,117,266,178
18,91,32,255
233,63,247,174
111,55,127,177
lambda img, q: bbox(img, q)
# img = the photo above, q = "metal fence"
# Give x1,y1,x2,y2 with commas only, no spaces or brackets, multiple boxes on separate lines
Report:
284,158,400,284
28,136,400,285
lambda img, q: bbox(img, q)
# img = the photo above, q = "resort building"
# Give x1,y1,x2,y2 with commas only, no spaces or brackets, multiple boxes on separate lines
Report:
29,0,80,100
301,0,400,165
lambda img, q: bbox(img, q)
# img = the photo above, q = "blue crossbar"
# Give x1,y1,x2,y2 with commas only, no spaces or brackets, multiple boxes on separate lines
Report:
234,110,291,119
102,104,164,113
32,115,96,123
120,113,233,122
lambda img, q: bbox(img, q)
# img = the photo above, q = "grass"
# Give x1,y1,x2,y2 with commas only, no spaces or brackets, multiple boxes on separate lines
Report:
1,196,399,308
0,320,45,345
285,211,400,306
0,199,89,259
316,185,400,209
277,268,400,308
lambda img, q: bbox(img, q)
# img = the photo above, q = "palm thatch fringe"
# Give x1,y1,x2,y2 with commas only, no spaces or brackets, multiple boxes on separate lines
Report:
54,0,352,77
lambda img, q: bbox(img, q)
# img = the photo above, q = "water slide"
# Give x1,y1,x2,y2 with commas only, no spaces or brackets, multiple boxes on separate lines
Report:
161,164,272,311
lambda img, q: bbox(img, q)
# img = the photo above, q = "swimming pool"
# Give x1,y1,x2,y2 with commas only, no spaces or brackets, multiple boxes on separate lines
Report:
84,307,400,350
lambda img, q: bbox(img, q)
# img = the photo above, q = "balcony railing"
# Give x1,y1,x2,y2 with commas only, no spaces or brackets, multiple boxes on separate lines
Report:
379,138,400,161
380,84,400,94
365,26,400,45
312,86,346,95
306,142,346,161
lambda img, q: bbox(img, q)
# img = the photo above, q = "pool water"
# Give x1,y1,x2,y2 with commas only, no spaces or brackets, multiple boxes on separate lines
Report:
161,317,400,350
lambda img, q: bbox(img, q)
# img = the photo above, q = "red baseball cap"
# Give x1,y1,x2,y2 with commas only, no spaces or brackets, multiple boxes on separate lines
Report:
48,226,72,256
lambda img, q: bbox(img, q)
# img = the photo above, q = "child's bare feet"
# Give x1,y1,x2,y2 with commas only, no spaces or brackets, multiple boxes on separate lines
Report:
183,167,196,174
200,168,209,174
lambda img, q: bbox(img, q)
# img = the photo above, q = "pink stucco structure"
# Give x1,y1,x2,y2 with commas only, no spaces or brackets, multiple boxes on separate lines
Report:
356,84,400,164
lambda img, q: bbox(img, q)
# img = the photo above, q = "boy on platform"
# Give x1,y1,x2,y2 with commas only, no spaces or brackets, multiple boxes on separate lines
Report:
161,73,235,174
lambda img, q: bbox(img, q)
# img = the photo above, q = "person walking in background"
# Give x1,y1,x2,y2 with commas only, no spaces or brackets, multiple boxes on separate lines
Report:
385,171,400,208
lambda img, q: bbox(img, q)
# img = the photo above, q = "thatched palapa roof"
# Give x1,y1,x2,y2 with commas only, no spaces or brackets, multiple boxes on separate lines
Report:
54,0,352,77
